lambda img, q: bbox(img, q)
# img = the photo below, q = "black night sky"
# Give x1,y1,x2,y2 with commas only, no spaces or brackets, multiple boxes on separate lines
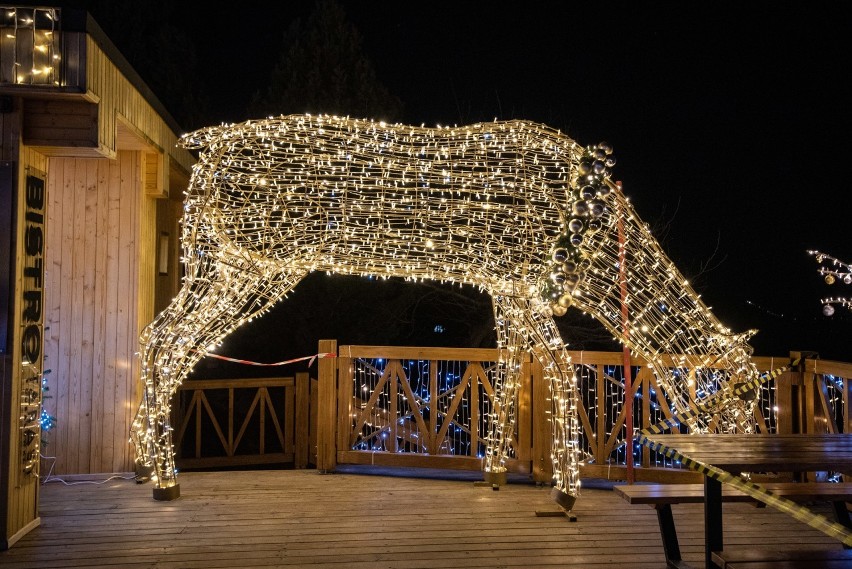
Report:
53,2,852,360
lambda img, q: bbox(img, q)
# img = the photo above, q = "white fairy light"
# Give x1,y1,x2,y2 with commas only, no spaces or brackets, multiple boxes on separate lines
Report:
131,114,759,505
0,6,60,86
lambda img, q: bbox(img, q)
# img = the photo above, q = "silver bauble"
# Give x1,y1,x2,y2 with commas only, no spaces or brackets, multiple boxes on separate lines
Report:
552,248,569,263
823,304,836,316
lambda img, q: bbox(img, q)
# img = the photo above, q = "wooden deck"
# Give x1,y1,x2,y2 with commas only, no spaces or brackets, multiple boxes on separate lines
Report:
0,467,845,568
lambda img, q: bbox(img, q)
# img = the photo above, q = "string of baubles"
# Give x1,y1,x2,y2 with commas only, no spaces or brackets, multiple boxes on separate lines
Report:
542,142,615,316
808,250,852,316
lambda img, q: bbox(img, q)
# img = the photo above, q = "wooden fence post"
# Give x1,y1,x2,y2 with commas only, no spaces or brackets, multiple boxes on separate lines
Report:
316,339,338,473
515,353,533,474
336,350,352,462
777,351,820,436
294,371,310,469
775,366,796,435
531,357,552,483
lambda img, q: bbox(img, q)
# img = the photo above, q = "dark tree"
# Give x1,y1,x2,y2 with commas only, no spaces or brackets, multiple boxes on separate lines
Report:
248,0,403,121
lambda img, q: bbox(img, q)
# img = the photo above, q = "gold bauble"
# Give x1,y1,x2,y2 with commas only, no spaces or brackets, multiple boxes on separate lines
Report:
551,303,568,317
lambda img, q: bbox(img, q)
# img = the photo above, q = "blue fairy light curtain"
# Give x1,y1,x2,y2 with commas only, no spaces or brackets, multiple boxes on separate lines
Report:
132,114,759,507
349,357,498,459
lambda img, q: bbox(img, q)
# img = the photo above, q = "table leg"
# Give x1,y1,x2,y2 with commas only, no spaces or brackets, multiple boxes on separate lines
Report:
832,500,852,549
704,476,723,569
655,503,683,568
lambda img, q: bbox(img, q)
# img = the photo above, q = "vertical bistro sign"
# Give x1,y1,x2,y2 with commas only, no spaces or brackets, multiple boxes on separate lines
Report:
19,171,45,477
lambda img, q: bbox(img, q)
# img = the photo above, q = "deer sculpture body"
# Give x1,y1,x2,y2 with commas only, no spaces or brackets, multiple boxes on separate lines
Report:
131,115,758,505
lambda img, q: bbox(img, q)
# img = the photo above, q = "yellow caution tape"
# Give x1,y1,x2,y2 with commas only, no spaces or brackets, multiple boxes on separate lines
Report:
642,357,801,435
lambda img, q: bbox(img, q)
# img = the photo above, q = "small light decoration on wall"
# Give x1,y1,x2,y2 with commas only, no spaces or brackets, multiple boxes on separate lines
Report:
0,6,61,86
131,114,759,506
808,250,852,316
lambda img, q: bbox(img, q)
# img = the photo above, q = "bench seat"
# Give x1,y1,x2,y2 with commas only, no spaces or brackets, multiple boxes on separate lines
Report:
712,547,852,568
615,481,852,504
614,482,852,569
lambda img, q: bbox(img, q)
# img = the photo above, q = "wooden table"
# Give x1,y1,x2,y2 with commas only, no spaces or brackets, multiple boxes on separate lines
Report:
640,434,852,569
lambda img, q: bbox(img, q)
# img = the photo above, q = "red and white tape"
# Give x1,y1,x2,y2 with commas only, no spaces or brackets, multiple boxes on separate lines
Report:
201,351,336,367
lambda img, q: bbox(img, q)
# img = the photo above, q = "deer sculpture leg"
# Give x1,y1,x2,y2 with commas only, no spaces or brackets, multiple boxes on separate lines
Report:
130,247,308,499
483,293,529,486
486,294,581,509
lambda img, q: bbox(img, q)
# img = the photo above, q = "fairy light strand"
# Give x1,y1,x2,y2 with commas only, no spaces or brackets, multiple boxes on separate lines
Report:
1,7,61,86
131,114,759,505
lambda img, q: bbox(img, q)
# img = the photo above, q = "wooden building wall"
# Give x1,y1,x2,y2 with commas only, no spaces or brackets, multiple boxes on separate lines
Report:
2,7,196,547
42,151,155,475
24,24,195,477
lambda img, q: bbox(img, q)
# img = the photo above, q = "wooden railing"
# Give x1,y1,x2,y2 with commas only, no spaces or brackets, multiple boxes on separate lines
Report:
176,342,850,482
317,342,851,483
330,344,534,474
777,355,851,435
172,373,316,470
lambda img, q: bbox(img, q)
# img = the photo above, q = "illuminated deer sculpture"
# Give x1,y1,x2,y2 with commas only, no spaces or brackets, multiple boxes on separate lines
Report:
131,115,759,504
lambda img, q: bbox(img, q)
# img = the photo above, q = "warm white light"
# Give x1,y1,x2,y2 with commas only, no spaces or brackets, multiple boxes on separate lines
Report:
131,114,759,502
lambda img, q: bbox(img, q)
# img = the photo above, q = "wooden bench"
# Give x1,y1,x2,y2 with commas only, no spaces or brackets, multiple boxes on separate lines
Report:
614,482,852,569
711,547,852,568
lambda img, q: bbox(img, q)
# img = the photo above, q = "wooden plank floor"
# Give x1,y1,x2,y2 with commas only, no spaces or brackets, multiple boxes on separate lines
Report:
1,467,845,568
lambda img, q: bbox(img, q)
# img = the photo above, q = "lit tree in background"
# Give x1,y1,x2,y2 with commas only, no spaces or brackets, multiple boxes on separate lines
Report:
809,250,852,315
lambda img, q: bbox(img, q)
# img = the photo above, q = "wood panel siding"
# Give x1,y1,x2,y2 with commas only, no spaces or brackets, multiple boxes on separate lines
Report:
84,35,194,175
43,151,147,475
153,189,183,314
22,99,98,151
